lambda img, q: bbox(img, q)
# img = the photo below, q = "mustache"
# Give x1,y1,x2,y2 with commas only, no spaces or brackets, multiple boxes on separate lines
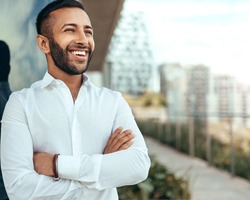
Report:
66,43,94,73
83,50,95,73
68,44,92,51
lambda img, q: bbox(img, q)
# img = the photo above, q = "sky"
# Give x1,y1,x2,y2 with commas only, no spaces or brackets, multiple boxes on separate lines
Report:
124,0,250,85
1,0,250,89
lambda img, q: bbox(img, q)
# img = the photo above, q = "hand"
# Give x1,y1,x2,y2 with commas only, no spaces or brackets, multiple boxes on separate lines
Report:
103,127,135,154
33,152,54,177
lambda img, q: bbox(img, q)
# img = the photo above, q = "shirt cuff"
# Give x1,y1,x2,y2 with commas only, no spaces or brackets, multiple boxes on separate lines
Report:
57,154,102,182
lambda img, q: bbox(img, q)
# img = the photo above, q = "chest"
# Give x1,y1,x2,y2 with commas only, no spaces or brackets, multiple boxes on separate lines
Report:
27,94,116,155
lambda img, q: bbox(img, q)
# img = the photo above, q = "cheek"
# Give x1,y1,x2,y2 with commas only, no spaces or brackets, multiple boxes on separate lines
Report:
90,39,95,51
57,37,71,49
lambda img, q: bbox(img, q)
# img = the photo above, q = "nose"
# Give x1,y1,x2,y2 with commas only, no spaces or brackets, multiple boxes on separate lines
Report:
76,31,88,46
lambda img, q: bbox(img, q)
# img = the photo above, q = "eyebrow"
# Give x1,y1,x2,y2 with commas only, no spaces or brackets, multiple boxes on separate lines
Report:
61,23,93,30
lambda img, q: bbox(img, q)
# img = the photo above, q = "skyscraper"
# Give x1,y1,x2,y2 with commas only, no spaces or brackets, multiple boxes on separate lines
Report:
104,11,155,95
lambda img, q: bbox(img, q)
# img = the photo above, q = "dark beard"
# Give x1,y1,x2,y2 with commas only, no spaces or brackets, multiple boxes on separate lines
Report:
49,38,93,75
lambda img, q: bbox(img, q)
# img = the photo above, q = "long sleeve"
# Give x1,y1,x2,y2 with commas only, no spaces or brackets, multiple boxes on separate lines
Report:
57,93,151,190
1,76,151,199
1,94,82,200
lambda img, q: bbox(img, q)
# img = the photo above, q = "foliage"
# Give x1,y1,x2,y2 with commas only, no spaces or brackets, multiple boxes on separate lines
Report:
118,156,190,200
123,92,166,108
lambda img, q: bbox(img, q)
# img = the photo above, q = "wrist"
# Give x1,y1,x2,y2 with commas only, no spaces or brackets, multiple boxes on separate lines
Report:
53,154,60,181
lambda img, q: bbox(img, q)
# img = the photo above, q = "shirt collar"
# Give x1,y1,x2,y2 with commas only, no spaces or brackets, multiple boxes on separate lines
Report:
40,71,90,88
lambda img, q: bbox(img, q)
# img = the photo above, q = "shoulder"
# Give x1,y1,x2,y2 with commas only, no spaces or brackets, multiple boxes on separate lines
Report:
9,79,43,101
88,83,123,100
30,80,43,88
84,74,121,98
8,88,29,105
88,83,131,109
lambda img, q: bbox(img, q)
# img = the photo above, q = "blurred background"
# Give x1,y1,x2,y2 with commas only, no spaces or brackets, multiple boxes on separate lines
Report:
1,0,250,199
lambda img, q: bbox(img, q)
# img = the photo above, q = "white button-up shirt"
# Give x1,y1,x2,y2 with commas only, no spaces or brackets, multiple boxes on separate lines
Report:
1,72,150,200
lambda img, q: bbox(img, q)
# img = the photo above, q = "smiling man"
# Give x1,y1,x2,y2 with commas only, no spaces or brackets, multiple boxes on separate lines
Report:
0,0,150,199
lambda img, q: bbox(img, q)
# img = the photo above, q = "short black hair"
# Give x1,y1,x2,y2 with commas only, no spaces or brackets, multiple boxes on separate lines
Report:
36,0,85,36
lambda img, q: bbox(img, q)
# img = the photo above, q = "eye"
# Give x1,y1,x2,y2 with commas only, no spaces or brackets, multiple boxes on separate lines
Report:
65,28,75,32
85,30,93,36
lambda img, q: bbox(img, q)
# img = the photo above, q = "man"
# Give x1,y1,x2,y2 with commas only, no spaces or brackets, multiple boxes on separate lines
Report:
1,0,150,199
0,40,11,200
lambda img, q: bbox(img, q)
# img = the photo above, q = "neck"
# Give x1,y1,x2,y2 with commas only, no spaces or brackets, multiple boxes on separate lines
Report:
48,67,83,101
66,75,83,101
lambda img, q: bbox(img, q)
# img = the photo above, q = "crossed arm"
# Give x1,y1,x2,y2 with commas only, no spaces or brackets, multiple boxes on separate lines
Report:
33,128,135,178
2,92,150,199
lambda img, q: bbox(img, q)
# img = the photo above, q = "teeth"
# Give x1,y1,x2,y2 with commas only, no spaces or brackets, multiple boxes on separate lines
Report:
72,51,86,56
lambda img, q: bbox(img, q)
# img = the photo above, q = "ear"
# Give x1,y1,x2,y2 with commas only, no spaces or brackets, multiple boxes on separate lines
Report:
36,34,50,54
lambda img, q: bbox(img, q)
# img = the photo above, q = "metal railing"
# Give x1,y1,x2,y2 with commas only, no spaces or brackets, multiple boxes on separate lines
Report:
138,112,250,178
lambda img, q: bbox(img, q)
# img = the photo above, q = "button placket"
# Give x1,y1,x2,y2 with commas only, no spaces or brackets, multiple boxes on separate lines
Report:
71,86,86,155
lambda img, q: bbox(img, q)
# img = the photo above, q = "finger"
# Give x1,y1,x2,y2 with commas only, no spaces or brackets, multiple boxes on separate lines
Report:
118,140,133,151
113,131,135,150
111,129,132,147
111,127,123,139
103,127,123,154
106,127,123,146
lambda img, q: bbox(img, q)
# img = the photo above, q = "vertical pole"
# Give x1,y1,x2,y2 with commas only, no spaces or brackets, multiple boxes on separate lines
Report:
166,120,171,143
205,119,211,165
155,120,159,140
157,121,163,141
176,118,181,150
189,116,194,156
229,119,235,175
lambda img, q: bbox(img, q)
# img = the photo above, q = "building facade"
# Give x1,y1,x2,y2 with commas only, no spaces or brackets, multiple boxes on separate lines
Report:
104,11,155,95
159,63,187,122
160,63,250,127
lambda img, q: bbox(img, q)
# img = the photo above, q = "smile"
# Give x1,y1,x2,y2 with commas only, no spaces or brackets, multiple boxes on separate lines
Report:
69,50,89,61
71,50,87,56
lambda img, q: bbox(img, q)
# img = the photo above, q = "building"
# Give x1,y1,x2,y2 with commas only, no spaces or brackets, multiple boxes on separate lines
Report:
160,62,250,127
104,11,155,95
213,75,238,117
159,63,187,122
186,65,213,117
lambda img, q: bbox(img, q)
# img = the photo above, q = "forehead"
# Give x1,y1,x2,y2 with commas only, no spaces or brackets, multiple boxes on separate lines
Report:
50,7,92,28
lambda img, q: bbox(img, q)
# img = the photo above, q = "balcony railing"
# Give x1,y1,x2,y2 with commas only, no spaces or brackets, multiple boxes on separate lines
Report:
137,112,250,180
